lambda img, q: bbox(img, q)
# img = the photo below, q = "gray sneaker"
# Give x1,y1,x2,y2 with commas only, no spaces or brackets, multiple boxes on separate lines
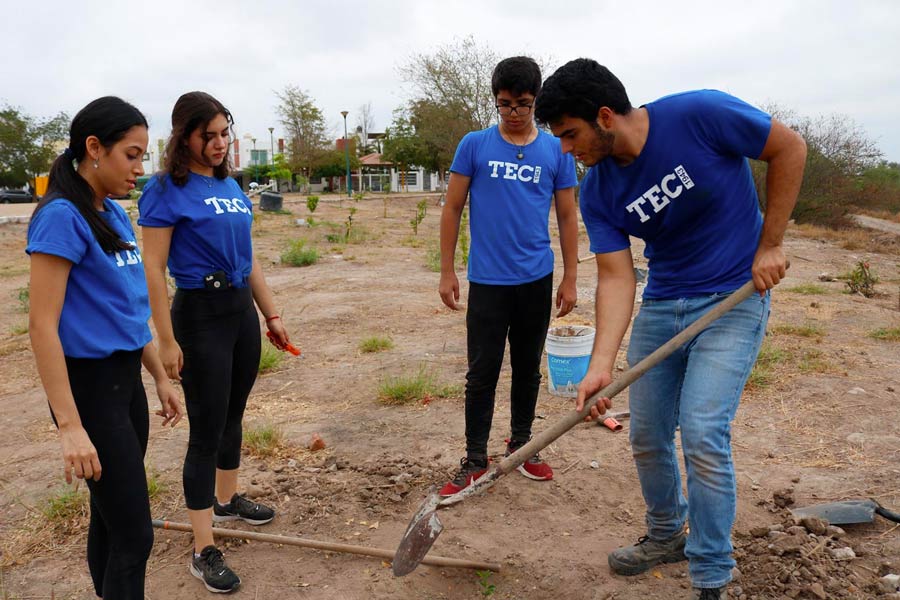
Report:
608,531,687,575
691,587,728,600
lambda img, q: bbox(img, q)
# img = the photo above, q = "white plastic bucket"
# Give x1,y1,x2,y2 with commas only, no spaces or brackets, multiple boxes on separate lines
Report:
545,325,595,397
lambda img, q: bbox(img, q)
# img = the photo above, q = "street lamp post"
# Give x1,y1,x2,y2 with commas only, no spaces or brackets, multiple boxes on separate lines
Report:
341,111,351,198
268,126,274,171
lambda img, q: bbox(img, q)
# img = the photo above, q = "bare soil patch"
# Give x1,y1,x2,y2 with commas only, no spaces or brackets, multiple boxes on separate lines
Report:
1,194,899,599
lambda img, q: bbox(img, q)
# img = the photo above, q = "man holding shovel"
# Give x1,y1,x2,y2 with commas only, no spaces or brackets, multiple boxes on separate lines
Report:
534,60,806,599
438,56,579,496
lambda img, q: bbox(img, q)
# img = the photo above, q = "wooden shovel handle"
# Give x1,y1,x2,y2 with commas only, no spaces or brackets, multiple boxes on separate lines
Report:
499,279,760,475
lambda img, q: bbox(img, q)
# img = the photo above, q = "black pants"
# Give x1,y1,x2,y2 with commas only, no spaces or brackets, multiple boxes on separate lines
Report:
65,350,152,600
464,273,552,462
172,287,261,510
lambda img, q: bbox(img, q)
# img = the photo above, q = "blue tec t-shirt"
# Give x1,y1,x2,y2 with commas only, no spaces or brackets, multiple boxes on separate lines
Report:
579,90,772,299
26,199,152,358
450,126,577,285
138,173,254,289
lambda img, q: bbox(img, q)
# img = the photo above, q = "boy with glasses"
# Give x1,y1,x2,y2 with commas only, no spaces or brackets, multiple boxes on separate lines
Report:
438,56,579,496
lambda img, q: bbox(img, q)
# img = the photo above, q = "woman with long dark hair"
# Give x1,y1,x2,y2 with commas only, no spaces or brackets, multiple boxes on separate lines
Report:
139,91,291,594
27,96,183,599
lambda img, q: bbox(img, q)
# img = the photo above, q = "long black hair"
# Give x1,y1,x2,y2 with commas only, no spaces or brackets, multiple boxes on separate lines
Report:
33,96,148,253
163,91,234,186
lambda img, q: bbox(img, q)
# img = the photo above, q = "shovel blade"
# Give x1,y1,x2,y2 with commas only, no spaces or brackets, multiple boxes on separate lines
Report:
392,489,444,576
790,499,878,525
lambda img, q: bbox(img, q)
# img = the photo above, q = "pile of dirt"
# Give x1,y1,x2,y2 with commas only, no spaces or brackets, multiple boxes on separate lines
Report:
733,514,887,599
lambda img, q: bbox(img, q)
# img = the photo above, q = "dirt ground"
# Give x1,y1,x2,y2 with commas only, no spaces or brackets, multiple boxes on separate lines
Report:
1,193,899,600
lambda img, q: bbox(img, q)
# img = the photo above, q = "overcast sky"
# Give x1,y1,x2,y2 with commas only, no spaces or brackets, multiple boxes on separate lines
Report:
3,0,899,162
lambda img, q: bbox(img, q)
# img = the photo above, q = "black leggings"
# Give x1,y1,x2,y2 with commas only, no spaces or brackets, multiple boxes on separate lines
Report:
65,350,152,600
464,273,552,461
172,287,261,510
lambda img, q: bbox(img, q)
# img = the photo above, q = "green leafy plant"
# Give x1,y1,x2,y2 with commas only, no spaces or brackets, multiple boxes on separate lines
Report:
359,336,394,353
345,207,358,243
280,239,319,267
42,487,89,523
747,339,787,390
410,199,427,235
846,260,878,297
307,195,319,214
476,570,497,597
425,244,442,272
353,191,365,202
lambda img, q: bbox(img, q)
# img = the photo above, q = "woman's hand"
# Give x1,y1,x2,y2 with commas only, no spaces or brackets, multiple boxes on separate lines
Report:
155,379,183,427
159,339,183,381
59,425,101,483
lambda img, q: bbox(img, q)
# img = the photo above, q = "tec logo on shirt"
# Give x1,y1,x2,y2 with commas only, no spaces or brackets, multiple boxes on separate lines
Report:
204,197,252,215
625,164,695,223
487,161,543,184
114,240,142,268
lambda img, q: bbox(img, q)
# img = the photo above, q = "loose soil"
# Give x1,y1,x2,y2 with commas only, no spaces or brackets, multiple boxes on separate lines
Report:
1,194,899,599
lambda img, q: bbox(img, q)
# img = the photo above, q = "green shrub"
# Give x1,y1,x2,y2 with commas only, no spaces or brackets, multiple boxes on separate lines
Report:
280,240,319,267
360,336,394,353
243,423,284,457
307,195,319,214
846,260,878,297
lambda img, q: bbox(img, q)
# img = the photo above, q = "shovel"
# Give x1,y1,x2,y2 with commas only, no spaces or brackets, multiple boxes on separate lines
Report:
790,499,900,526
393,278,765,576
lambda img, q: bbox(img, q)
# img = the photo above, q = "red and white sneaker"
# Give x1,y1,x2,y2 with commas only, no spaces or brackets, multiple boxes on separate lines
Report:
439,458,489,497
506,439,553,481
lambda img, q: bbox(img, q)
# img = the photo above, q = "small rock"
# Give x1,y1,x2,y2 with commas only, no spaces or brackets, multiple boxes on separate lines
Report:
828,547,856,561
825,525,845,538
287,459,297,468
790,476,800,483
731,567,742,582
807,582,827,599
889,386,896,393
809,301,820,308
786,525,806,536
768,524,785,532
773,488,795,508
750,526,769,538
847,387,866,395
273,465,285,473
589,460,600,469
308,433,326,451
880,574,900,593
245,484,266,499
800,516,828,535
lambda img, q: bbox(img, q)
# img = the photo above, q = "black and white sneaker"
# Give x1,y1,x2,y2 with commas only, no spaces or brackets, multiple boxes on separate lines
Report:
213,493,275,525
190,545,241,593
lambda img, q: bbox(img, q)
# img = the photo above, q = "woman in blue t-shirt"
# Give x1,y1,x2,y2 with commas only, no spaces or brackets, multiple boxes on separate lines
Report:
139,91,292,594
27,97,183,599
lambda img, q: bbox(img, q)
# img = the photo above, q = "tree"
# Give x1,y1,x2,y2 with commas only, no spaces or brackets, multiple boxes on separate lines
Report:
0,106,68,188
398,35,499,132
355,101,377,155
274,86,329,184
382,112,424,192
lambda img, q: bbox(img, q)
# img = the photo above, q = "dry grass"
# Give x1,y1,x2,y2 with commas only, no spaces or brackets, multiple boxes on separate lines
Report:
791,222,900,255
771,322,826,338
868,327,900,342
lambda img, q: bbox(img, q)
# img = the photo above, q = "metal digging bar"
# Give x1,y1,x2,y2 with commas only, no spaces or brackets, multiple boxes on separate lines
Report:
153,519,500,572
393,278,763,576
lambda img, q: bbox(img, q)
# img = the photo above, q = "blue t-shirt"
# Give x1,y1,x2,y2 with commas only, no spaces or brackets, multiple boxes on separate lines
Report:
26,199,152,358
580,90,772,299
450,126,577,285
138,173,254,289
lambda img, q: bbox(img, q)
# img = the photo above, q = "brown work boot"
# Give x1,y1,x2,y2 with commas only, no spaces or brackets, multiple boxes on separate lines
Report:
607,531,687,576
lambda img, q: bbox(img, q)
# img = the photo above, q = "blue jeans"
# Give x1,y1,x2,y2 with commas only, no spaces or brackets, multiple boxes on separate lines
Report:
625,289,769,588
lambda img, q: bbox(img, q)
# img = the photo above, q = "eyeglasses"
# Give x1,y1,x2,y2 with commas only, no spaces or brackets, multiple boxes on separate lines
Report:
495,104,533,116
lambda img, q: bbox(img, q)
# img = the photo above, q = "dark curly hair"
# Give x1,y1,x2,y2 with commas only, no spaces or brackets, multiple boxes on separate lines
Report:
534,59,632,126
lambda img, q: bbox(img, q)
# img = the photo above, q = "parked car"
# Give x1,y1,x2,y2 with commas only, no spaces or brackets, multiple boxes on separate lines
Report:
0,189,35,204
